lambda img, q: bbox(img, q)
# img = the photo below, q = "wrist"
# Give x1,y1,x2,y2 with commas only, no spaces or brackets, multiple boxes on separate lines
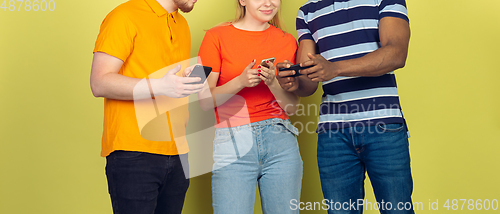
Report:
234,75,247,90
149,78,163,97
331,61,343,77
268,79,279,88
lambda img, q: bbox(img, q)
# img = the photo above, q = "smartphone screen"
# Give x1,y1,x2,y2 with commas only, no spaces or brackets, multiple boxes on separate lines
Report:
189,65,212,84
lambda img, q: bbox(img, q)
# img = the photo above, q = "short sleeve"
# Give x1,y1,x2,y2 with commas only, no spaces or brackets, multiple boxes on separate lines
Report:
93,9,136,62
296,8,314,42
198,30,222,73
379,0,409,22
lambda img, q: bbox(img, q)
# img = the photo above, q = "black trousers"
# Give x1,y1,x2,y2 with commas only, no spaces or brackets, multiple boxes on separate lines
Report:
105,151,189,214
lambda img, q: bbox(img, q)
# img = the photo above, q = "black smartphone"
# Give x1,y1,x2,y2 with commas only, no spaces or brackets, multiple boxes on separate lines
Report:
278,63,314,77
189,65,212,84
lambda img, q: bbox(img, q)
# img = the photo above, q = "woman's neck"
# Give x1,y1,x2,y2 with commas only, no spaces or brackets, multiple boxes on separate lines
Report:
232,16,270,31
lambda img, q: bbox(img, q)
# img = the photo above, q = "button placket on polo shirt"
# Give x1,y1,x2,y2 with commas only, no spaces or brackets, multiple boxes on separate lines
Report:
166,13,176,41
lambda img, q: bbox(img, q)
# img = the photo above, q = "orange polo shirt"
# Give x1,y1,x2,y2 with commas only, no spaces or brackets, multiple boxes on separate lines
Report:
93,0,190,157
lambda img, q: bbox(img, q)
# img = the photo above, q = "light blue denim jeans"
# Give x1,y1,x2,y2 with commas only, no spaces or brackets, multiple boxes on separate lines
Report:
212,118,303,214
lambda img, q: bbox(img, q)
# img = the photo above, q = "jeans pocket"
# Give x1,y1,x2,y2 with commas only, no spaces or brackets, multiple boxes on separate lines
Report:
376,123,405,133
111,150,144,159
275,120,299,136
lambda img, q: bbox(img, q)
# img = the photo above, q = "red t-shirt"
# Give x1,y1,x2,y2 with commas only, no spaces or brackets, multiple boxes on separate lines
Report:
199,24,297,127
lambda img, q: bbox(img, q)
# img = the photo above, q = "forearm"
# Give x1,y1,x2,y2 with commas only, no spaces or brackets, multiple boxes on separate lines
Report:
294,39,320,97
208,77,245,108
268,81,300,114
294,76,318,97
91,73,152,100
335,44,407,77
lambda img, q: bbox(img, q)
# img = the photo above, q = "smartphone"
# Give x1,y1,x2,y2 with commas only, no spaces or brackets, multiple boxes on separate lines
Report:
278,63,314,77
260,57,275,68
189,65,212,84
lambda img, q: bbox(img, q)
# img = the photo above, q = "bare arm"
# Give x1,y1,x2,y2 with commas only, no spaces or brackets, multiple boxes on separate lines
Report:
300,17,411,81
276,39,319,97
90,52,204,100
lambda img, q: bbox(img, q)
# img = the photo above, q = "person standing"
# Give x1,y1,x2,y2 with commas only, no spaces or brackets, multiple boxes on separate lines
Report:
90,0,202,213
198,0,303,213
277,0,414,213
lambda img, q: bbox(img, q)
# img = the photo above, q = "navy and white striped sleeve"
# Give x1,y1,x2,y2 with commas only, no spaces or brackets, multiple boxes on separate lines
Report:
296,8,313,42
379,0,409,22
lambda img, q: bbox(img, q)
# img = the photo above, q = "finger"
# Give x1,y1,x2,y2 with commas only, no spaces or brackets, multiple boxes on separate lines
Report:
307,53,316,60
286,77,297,84
268,62,276,70
265,60,276,70
300,59,317,68
262,65,276,77
279,76,295,85
310,77,322,82
300,65,319,75
247,69,259,75
259,69,272,79
252,79,262,84
166,64,182,75
249,75,262,80
182,87,204,95
278,70,295,77
258,75,267,82
181,76,202,84
183,64,199,77
183,83,205,90
307,72,318,79
276,60,293,69
258,66,270,73
245,59,257,70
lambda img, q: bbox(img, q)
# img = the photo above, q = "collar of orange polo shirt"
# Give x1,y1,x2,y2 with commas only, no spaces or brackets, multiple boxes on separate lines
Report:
145,0,179,40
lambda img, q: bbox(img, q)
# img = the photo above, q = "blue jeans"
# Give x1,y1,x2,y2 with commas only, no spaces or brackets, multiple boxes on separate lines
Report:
212,118,303,214
317,123,414,214
105,151,189,214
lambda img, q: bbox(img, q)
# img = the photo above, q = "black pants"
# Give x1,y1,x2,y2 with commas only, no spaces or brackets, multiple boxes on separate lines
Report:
105,151,189,214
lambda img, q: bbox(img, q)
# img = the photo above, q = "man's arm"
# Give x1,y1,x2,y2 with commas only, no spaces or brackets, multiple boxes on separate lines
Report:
276,39,319,97
90,52,204,100
300,17,411,81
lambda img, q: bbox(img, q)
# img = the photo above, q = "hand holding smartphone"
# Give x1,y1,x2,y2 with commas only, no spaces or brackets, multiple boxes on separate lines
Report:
278,63,314,77
260,57,275,68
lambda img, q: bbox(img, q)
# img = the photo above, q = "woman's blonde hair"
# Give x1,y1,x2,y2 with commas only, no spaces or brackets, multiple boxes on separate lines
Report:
233,0,286,32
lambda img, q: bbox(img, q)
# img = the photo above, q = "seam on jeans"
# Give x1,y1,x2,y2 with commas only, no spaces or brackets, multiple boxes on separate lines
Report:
229,127,240,159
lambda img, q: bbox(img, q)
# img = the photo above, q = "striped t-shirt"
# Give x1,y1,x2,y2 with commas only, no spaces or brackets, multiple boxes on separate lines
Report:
296,0,409,132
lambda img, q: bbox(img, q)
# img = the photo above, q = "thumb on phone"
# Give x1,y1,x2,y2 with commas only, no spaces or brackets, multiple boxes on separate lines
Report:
183,64,198,77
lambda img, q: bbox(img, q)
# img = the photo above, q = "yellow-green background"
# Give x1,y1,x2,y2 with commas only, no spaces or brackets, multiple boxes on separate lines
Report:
1,0,499,213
